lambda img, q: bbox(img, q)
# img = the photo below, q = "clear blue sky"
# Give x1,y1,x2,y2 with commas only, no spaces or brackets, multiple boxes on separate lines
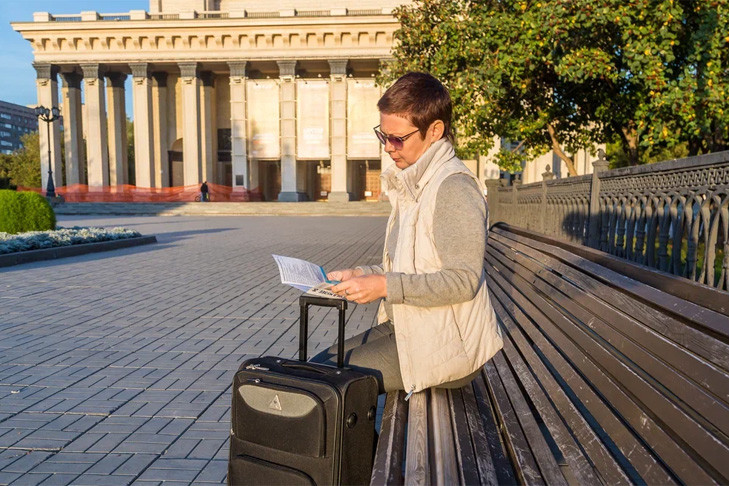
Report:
0,1,147,110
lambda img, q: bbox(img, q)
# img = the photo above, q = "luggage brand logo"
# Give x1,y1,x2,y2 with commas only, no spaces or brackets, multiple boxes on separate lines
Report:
269,394,282,411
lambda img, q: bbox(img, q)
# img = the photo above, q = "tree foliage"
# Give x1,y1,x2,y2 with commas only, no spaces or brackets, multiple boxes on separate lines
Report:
382,0,729,172
0,132,41,188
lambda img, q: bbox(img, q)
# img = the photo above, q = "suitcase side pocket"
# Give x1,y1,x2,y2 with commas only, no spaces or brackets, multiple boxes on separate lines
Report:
228,454,315,486
234,382,327,457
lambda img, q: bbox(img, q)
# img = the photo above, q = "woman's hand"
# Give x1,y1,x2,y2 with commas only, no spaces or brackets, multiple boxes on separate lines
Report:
331,275,387,304
326,268,363,282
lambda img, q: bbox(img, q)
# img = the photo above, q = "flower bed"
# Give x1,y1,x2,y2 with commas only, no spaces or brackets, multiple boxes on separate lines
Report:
0,227,142,254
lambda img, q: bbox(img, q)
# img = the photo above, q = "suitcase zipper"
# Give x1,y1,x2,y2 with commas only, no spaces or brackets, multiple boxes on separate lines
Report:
245,364,270,371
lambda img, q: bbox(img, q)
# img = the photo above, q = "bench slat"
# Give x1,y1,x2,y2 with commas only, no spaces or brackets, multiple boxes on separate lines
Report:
486,266,678,485
429,389,459,484
488,235,729,437
405,391,430,485
491,226,729,340
491,352,569,486
371,391,407,486
487,251,724,484
493,223,729,317
471,373,519,485
483,359,547,486
490,293,632,485
491,230,729,387
448,388,484,485
457,383,501,485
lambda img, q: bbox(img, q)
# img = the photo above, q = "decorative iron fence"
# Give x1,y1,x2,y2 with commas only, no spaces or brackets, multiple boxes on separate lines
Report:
485,150,729,291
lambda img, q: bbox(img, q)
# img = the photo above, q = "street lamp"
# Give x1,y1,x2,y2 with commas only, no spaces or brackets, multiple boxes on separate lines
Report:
34,105,61,198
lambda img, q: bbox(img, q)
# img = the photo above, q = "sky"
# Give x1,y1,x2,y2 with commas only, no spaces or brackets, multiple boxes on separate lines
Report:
0,1,147,111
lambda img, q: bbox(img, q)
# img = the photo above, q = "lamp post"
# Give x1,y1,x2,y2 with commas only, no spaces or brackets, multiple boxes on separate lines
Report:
34,105,61,198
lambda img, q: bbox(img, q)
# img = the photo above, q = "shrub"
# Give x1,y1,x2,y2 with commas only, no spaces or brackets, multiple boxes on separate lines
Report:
0,190,56,234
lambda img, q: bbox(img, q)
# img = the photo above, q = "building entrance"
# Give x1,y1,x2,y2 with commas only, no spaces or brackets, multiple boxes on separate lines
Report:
169,151,184,187
258,160,281,201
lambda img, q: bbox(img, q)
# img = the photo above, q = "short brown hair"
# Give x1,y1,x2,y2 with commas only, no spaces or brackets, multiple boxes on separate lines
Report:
377,72,453,142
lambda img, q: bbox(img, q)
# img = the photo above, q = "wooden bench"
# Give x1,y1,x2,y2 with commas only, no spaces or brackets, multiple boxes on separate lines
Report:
371,223,729,485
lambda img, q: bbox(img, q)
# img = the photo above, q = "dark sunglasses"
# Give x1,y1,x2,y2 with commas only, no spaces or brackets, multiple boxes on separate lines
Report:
373,125,420,150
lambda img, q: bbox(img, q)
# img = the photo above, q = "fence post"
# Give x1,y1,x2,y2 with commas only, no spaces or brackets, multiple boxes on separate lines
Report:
541,165,554,234
484,179,501,226
588,149,610,248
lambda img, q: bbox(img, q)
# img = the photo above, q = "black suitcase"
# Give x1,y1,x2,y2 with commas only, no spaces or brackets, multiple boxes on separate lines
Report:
228,294,379,486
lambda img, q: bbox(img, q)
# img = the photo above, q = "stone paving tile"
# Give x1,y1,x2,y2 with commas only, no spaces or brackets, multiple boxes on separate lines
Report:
0,215,385,484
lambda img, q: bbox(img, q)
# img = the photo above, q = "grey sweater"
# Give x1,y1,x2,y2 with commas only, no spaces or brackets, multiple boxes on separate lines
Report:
359,173,487,321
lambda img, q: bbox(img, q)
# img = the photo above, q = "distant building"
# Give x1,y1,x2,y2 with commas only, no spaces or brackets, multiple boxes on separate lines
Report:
0,101,37,155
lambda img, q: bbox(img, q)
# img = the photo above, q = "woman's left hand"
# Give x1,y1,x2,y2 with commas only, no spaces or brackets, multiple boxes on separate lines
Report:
331,275,387,304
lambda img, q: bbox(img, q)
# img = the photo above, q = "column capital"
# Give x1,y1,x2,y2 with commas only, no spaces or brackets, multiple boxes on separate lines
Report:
81,63,105,86
33,63,59,84
328,60,348,81
179,62,199,78
129,62,150,79
106,72,127,89
151,72,168,88
200,71,215,88
60,72,82,89
228,61,247,78
277,60,296,80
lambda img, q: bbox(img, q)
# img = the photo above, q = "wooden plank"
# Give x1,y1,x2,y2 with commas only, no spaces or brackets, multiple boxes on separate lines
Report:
447,388,481,485
491,352,568,486
485,266,677,485
405,391,430,485
488,236,729,437
491,225,729,337
490,230,729,380
493,222,729,316
370,391,407,486
490,301,620,485
472,373,519,485
483,359,546,486
459,383,501,486
486,254,721,484
429,388,459,485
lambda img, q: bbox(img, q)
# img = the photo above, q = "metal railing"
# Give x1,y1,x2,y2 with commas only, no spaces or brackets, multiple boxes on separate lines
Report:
485,150,729,291
41,9,388,22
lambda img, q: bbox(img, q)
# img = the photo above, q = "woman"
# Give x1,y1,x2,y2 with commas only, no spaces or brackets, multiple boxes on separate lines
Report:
311,72,503,397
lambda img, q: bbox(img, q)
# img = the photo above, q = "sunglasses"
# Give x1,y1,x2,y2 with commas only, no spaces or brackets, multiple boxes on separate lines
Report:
373,125,420,150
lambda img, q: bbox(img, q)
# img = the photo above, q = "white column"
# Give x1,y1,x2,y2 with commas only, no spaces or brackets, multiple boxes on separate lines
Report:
60,71,84,186
277,60,304,201
328,60,349,202
200,71,215,185
228,61,248,189
81,63,109,187
152,72,169,187
34,63,62,192
179,62,202,185
106,72,128,186
130,63,155,188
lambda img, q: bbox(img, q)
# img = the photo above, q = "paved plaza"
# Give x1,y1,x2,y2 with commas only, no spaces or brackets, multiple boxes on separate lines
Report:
0,214,387,485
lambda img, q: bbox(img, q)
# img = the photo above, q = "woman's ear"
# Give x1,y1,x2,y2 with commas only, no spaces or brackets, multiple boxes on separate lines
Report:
430,120,445,140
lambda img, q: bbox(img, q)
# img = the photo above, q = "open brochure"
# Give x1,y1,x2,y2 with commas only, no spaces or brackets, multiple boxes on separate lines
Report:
272,255,344,299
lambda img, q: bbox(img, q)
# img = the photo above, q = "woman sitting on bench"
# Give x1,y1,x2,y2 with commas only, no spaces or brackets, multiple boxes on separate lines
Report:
311,72,503,398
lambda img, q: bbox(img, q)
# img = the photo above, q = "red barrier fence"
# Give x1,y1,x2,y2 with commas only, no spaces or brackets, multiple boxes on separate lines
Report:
17,184,263,202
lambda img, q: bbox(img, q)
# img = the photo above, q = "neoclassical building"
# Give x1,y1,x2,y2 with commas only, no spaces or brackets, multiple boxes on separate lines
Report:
13,0,408,201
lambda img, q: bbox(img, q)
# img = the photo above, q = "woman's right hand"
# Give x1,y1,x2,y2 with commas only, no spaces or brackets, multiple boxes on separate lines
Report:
327,268,363,282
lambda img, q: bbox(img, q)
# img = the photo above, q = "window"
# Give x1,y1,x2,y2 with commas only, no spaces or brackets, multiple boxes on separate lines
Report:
0,113,11,120
1,141,13,146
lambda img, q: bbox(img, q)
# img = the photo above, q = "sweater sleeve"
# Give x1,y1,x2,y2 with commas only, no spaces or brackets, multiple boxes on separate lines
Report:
386,173,486,307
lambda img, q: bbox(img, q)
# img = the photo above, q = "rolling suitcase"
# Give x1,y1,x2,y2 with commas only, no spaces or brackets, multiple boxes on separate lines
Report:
228,294,379,486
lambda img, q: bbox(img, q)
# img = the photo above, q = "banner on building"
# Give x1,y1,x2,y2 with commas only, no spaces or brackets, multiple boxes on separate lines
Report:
297,80,330,159
247,80,280,159
347,79,381,158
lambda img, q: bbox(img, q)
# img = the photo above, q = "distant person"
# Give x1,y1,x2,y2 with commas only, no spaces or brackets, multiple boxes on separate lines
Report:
200,181,209,202
311,72,503,396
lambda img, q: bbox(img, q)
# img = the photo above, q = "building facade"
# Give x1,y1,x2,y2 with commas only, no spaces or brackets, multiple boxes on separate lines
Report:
0,101,38,155
13,0,405,201
12,0,595,200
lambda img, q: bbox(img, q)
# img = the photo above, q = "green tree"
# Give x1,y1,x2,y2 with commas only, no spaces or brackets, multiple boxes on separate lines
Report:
383,0,729,172
1,132,42,188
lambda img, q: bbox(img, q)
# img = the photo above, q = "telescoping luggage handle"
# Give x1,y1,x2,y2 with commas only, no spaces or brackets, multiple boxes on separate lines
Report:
299,294,348,368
